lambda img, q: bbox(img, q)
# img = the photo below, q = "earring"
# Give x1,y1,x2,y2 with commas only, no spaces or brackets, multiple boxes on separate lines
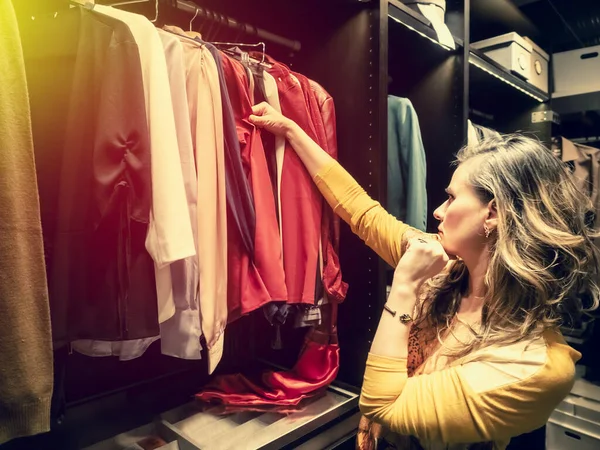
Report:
484,224,491,239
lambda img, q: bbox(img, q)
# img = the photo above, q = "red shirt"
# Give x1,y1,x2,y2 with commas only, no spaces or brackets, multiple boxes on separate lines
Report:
220,55,287,319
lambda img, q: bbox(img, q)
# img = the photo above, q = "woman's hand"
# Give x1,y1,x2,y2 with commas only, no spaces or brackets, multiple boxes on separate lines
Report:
249,102,295,137
394,236,449,290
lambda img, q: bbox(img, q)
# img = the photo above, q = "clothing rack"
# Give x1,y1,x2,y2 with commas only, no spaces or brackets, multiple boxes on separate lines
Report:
169,0,302,52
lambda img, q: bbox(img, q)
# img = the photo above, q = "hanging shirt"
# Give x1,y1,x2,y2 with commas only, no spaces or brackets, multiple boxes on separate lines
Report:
179,32,228,372
95,6,196,325
387,96,428,231
219,53,287,320
170,34,259,262
202,41,256,261
155,30,204,360
145,30,202,362
303,77,347,304
71,28,204,362
263,71,286,242
267,60,323,304
260,69,298,341
45,7,158,343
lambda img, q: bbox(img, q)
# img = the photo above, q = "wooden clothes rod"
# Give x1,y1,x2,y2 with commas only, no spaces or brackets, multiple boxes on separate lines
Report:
170,0,302,52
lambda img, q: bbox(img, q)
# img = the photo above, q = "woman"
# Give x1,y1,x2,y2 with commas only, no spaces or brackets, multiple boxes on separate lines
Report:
249,103,599,449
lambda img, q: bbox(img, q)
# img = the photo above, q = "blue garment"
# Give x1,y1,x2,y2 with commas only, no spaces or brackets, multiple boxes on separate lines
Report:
387,96,427,231
202,41,256,257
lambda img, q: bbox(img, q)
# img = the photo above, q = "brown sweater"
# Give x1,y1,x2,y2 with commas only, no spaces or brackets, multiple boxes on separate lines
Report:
0,0,53,444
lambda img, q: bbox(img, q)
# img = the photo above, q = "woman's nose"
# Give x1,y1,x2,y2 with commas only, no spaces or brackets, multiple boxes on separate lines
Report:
433,204,444,221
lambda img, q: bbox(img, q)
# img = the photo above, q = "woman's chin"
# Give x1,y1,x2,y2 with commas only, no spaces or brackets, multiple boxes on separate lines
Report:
441,242,458,258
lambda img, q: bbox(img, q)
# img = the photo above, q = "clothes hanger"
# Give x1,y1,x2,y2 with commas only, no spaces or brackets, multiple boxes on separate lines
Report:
163,26,205,46
31,0,93,20
150,0,159,24
108,0,158,22
189,6,199,32
212,41,269,67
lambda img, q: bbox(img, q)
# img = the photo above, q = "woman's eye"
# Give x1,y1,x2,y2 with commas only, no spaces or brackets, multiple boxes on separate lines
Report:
447,194,454,202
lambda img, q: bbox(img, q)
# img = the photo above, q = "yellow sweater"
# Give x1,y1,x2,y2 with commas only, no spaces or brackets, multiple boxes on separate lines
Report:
314,161,581,449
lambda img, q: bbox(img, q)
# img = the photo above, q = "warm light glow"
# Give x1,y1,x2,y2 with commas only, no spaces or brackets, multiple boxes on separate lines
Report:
388,15,453,51
469,53,545,103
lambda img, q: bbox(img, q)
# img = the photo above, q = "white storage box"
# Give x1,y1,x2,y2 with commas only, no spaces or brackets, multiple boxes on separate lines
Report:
547,418,600,450
550,409,600,437
553,45,600,98
556,394,600,424
472,32,533,81
572,378,600,403
524,37,549,93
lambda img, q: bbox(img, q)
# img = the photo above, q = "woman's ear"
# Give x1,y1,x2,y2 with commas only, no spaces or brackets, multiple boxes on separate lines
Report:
485,199,498,230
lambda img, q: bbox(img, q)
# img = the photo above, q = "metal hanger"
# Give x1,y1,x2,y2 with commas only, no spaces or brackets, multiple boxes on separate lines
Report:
57,0,158,23
109,0,158,22
212,41,268,66
189,6,199,32
31,0,92,20
150,0,159,23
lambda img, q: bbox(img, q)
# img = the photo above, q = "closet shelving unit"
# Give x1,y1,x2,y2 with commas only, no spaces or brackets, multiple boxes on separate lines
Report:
384,0,467,232
468,0,553,143
5,1,554,449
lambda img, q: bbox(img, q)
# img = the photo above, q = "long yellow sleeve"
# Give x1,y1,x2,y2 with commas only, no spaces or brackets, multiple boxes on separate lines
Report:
359,330,581,447
314,160,416,267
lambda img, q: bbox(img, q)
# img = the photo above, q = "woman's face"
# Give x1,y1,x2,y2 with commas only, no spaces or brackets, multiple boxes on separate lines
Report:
433,163,489,257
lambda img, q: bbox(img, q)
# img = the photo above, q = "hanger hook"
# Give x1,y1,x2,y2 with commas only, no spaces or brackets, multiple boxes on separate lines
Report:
189,6,199,32
150,0,159,23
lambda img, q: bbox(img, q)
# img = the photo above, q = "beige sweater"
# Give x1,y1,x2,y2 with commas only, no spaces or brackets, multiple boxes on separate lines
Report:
0,0,53,444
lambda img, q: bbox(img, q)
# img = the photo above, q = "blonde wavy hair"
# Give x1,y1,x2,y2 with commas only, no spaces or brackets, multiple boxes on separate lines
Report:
415,134,600,358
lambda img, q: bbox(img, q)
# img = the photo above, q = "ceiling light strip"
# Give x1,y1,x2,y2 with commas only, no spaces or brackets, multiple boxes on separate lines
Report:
469,54,545,102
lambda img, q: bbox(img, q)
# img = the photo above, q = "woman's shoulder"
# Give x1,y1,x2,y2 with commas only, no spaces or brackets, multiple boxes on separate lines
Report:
454,328,582,398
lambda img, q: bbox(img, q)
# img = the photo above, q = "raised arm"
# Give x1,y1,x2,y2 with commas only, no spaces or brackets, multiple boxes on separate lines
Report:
250,102,423,267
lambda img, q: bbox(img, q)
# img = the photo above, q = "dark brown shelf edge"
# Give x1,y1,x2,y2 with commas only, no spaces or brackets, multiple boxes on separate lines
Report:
469,49,549,103
388,0,464,49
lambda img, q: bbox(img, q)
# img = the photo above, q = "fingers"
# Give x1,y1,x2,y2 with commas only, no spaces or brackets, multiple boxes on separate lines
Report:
405,235,439,251
407,237,449,262
248,114,265,126
249,102,275,127
251,102,271,116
